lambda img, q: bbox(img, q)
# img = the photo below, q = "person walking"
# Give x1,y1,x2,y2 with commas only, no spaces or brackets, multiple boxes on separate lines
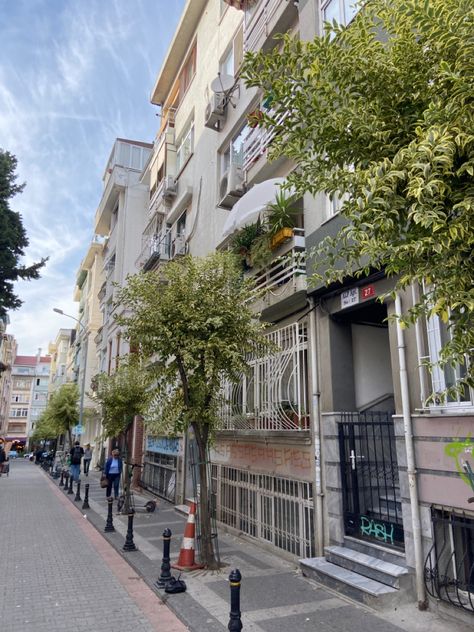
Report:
83,444,93,476
0,445,6,476
69,441,84,482
104,448,122,500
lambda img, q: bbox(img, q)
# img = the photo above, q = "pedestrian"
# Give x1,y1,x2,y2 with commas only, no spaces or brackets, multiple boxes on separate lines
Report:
83,443,93,476
0,445,6,476
104,448,122,500
69,441,84,482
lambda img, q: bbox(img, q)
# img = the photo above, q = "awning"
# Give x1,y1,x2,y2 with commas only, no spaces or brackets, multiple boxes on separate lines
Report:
222,178,292,240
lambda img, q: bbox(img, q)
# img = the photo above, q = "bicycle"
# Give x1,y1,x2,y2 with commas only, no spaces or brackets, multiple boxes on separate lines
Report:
117,463,157,513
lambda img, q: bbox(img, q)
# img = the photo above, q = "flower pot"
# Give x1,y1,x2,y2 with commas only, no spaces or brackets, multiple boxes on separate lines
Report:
270,227,293,250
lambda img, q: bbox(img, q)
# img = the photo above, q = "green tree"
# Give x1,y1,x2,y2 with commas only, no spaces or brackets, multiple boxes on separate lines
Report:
0,149,47,319
242,0,474,398
92,356,153,511
30,411,58,444
40,383,80,448
116,251,268,569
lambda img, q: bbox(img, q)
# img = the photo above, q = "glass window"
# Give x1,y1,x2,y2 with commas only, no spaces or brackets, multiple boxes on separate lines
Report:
220,47,234,78
176,120,194,173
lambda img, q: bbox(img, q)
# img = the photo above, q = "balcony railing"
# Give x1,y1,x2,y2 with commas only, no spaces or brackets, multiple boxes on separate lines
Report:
243,106,289,172
245,0,285,53
220,321,309,431
248,228,305,299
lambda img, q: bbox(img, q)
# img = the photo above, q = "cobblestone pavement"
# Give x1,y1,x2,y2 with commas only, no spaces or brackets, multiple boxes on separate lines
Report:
0,459,187,632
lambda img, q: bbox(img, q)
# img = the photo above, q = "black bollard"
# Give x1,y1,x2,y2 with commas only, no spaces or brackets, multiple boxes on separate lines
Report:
156,528,173,588
104,497,115,532
82,483,90,510
123,510,137,551
59,470,64,487
68,474,74,495
74,479,82,502
228,569,243,632
63,472,69,492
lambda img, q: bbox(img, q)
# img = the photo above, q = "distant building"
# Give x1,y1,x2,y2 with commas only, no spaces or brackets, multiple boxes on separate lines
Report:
0,331,16,437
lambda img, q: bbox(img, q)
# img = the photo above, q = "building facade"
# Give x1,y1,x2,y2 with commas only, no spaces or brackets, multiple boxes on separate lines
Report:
0,331,16,438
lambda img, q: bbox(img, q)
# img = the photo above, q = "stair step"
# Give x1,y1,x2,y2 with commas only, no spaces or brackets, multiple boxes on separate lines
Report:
325,546,409,589
343,536,406,566
300,557,401,610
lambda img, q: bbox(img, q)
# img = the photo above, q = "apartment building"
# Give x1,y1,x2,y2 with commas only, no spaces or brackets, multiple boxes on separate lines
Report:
7,352,51,450
48,328,75,396
0,332,16,437
72,237,104,459
136,0,474,618
94,138,152,464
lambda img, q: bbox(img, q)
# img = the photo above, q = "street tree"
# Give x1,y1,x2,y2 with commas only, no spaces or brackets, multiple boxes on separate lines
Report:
30,411,58,444
92,356,153,511
42,383,80,449
116,251,268,569
0,149,47,319
242,0,474,398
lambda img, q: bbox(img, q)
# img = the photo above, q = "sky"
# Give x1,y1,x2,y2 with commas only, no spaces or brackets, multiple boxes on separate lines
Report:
0,0,185,355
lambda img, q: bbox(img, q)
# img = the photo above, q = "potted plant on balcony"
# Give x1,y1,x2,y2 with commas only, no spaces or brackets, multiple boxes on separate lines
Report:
266,191,298,250
231,219,266,270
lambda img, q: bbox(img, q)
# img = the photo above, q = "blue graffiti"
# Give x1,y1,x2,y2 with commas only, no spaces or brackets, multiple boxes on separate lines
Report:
360,515,394,545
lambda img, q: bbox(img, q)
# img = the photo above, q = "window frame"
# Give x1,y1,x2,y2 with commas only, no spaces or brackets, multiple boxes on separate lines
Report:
176,119,195,176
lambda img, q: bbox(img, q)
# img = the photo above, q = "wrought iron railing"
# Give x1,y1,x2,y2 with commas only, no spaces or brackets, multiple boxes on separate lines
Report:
244,0,286,53
425,508,474,612
220,321,309,431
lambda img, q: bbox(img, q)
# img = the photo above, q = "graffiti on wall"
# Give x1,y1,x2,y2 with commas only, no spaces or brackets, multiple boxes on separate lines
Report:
146,436,181,455
359,516,395,545
445,437,474,503
212,442,312,477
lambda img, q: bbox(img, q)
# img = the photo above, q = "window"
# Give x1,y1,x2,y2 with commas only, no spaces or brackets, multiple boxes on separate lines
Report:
176,212,187,238
11,408,28,418
176,120,194,174
425,314,473,407
321,0,360,27
221,123,251,176
219,26,244,78
115,332,121,371
178,43,197,102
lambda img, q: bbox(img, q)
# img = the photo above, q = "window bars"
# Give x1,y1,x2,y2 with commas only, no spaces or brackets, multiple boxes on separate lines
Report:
424,508,474,612
220,321,309,431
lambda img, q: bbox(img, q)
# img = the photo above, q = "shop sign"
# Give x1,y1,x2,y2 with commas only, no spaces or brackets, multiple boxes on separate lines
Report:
146,436,181,455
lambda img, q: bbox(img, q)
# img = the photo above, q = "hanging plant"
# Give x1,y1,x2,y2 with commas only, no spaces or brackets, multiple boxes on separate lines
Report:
247,108,264,128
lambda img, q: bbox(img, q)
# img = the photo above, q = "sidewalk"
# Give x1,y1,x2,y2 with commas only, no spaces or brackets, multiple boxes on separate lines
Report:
61,465,472,632
3,460,471,632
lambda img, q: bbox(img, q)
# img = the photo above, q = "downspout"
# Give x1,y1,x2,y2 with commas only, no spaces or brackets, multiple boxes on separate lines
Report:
394,293,427,609
309,297,324,557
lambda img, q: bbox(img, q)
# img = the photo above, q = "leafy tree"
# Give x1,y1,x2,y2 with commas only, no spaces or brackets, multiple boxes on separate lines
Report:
30,411,58,444
92,356,153,512
41,383,80,448
0,149,47,319
116,251,268,569
242,0,474,398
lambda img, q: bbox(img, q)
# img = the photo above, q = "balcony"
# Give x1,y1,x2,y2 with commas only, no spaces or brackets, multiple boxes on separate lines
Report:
242,106,289,174
247,228,306,314
136,231,171,272
244,0,298,54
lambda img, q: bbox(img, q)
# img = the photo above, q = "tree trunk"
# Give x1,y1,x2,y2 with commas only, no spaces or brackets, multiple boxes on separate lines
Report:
194,425,218,569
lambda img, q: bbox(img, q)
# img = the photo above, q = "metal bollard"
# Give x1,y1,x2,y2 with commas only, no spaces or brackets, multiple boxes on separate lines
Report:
82,483,90,510
156,528,172,588
68,474,74,495
123,510,137,551
104,497,115,532
74,479,82,502
59,470,64,487
228,569,243,632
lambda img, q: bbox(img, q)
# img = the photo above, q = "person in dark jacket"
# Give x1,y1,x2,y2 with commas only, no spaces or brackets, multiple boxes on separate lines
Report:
0,446,6,476
69,441,84,482
104,449,122,499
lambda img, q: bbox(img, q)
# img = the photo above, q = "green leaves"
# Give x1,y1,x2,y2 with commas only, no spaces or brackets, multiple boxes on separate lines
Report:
242,0,474,394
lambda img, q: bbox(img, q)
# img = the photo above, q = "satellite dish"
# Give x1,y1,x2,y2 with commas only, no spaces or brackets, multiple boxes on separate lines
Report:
211,73,235,95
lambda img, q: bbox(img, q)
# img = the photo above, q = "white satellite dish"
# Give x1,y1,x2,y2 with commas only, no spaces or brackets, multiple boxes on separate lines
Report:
211,73,236,96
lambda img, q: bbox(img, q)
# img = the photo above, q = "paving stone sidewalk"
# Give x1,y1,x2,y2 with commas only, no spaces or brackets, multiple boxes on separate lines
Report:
0,459,186,632
61,462,473,632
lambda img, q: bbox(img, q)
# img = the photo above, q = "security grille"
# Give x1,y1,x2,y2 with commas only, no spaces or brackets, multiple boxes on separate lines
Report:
211,464,314,558
141,451,176,503
425,508,474,612
220,321,309,431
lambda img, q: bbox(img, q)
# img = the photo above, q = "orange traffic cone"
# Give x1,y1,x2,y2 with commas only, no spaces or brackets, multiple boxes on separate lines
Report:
172,501,204,571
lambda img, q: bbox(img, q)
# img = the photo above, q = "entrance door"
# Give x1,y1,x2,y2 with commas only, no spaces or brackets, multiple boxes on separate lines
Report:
338,411,404,548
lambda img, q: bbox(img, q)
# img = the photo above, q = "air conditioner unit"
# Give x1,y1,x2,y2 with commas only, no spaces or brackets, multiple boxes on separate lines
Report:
173,234,187,257
218,164,245,209
204,94,226,131
162,175,177,199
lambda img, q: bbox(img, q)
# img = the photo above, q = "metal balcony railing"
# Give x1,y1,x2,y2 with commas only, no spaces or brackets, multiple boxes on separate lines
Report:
243,106,289,172
244,0,284,53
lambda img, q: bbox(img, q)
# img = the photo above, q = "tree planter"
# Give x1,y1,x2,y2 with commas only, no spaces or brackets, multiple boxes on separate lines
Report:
270,227,293,250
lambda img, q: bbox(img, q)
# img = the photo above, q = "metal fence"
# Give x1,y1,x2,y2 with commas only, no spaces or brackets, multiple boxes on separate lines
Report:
211,464,314,558
425,508,474,612
140,451,176,503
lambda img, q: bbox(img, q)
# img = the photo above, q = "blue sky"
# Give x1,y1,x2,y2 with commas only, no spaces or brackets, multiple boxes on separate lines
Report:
0,0,185,354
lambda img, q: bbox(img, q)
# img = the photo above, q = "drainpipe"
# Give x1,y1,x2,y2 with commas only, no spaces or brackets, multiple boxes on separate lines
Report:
395,293,427,609
309,297,324,557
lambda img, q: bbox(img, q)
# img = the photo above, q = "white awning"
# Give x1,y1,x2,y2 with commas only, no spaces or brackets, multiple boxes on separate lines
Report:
222,178,291,239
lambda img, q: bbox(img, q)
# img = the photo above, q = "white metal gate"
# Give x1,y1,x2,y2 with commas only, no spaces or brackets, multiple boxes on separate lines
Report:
211,464,314,558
